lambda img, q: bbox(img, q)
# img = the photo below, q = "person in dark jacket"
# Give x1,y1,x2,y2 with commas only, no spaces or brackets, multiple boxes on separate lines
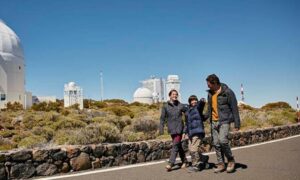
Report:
205,74,241,173
183,95,209,172
159,89,188,171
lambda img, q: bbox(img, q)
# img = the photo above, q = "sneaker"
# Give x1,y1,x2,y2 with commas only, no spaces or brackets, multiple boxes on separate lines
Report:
214,163,225,173
187,166,200,172
226,160,235,173
165,163,174,172
181,162,188,169
201,155,210,169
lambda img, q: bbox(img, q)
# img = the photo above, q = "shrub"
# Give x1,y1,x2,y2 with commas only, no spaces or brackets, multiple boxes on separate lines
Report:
67,124,106,145
129,102,145,107
18,135,47,148
0,137,17,150
32,126,54,141
50,116,87,130
267,117,285,126
4,102,23,111
104,99,128,105
133,118,158,133
261,102,292,110
93,101,108,109
239,104,256,111
122,132,145,142
31,101,63,112
99,122,121,143
68,103,80,110
105,106,135,118
53,122,121,145
0,130,16,138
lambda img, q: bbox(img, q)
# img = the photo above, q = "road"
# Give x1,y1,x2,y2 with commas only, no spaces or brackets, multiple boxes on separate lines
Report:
40,135,300,180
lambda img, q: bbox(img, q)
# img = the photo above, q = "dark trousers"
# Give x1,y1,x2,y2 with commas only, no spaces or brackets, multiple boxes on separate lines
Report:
169,134,186,165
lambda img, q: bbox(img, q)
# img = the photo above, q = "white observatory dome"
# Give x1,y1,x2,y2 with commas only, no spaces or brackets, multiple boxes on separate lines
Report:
68,82,76,88
0,20,28,109
133,87,153,104
0,20,24,58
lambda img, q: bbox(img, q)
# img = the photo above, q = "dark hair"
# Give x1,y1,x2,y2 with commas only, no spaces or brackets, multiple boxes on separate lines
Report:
188,95,198,104
168,89,178,97
206,74,220,85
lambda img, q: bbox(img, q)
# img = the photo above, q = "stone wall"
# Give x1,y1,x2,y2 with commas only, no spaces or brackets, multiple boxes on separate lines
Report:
1,123,300,179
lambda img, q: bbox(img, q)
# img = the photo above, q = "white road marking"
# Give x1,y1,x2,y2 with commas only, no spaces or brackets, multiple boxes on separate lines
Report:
37,134,300,180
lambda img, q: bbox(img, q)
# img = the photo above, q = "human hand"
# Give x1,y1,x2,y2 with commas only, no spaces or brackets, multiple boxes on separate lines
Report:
233,128,240,132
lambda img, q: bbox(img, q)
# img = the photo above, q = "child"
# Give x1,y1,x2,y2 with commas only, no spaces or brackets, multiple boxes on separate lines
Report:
184,95,209,172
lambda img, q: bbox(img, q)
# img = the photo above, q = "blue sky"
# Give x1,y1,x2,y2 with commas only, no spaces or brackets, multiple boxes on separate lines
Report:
0,0,299,107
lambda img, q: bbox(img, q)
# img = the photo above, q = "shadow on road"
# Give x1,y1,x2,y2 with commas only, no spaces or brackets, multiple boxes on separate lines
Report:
199,162,248,173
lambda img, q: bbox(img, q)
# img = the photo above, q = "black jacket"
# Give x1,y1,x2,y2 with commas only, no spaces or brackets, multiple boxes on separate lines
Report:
159,100,187,135
184,100,206,138
206,83,241,128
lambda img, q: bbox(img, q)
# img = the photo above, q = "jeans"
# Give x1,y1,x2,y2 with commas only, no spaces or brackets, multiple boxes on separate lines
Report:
169,134,186,165
211,121,234,164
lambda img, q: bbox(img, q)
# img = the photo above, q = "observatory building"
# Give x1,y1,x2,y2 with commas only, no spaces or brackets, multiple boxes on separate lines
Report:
165,75,181,101
133,75,181,104
64,82,83,109
0,20,32,109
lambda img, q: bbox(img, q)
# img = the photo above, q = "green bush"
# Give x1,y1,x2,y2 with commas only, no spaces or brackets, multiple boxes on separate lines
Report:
93,101,108,109
261,102,292,110
239,104,256,111
99,122,121,143
4,102,23,111
32,126,54,141
50,116,87,130
105,106,135,118
31,101,63,112
267,117,285,126
133,118,158,133
122,132,145,142
18,135,47,148
0,130,16,138
0,137,17,150
104,99,128,106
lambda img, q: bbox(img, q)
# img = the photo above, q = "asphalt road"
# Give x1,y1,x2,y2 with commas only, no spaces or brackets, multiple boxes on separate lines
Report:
42,135,300,180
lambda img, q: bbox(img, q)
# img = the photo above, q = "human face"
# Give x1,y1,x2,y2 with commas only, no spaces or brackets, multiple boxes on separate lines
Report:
207,81,220,92
169,91,178,102
190,100,197,107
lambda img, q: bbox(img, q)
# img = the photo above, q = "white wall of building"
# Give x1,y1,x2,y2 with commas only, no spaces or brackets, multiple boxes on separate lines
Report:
64,82,83,109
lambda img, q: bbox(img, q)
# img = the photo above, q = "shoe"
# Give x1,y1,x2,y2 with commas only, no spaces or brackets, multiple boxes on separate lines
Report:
187,166,200,172
165,163,174,172
226,160,235,173
201,155,210,169
214,163,225,173
201,155,209,163
181,162,188,169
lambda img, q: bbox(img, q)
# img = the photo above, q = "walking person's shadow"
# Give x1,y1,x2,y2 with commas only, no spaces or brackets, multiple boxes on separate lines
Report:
199,162,248,173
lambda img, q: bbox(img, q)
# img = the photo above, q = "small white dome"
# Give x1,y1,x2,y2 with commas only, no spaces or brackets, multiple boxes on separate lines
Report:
68,82,76,87
133,87,153,98
167,75,179,81
0,20,24,58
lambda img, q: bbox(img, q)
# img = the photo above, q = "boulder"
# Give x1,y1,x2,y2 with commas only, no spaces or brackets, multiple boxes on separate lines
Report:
32,149,49,162
10,163,35,179
70,153,91,171
36,163,58,176
10,150,32,162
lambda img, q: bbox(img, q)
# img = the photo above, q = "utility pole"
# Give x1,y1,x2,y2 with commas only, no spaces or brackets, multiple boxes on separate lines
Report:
241,83,245,102
100,71,104,102
297,96,299,123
